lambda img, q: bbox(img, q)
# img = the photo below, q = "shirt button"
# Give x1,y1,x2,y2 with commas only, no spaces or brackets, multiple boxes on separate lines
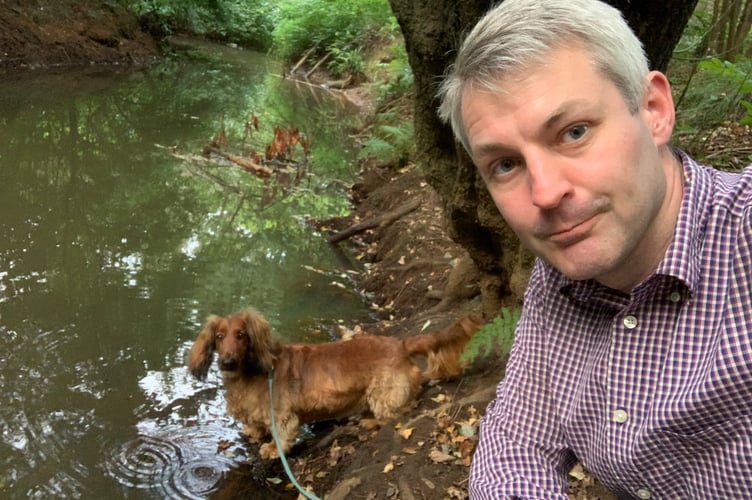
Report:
636,488,652,499
623,315,638,329
669,291,682,303
613,409,628,423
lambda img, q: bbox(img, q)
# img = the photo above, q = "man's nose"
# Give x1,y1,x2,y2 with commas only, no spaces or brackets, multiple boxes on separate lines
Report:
527,153,571,209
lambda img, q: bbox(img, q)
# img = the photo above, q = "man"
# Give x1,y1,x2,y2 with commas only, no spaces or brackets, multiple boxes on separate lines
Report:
438,0,752,498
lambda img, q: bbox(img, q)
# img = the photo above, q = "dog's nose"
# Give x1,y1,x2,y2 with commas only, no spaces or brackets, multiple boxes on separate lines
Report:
220,357,239,371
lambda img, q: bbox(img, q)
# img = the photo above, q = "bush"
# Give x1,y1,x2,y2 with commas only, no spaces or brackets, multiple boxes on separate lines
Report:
129,0,277,49
272,0,396,75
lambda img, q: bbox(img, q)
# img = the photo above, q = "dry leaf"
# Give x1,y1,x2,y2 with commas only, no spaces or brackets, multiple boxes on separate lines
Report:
568,462,586,481
430,393,448,403
429,449,456,463
398,427,414,440
383,462,395,473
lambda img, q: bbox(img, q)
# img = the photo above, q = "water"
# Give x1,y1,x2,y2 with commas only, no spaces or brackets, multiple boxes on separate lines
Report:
0,41,372,498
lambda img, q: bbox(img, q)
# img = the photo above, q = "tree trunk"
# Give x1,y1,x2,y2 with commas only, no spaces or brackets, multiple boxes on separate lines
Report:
388,0,698,316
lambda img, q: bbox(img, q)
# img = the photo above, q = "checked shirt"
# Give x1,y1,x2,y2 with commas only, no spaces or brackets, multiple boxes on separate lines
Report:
469,151,752,499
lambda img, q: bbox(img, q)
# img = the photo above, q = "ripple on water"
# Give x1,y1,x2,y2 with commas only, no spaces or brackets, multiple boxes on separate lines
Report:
104,425,242,498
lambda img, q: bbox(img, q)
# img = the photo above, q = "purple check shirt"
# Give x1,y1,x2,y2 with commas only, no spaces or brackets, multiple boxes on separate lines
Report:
469,151,752,499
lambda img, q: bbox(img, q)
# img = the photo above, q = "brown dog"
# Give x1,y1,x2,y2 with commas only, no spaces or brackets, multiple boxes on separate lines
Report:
188,307,483,459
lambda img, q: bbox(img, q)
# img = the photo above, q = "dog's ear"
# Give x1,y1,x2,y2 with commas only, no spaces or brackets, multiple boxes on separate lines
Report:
188,315,220,380
241,308,277,372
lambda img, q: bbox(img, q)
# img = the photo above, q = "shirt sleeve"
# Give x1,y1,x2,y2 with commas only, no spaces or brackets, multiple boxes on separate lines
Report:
469,265,577,499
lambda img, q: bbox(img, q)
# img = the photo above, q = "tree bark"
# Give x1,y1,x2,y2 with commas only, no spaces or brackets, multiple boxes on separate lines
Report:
388,0,698,316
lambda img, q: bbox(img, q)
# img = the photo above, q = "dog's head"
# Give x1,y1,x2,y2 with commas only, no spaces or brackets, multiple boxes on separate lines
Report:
188,307,278,380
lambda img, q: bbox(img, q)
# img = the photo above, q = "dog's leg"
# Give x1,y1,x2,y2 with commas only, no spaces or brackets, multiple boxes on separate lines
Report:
367,366,422,419
259,413,300,460
242,422,267,443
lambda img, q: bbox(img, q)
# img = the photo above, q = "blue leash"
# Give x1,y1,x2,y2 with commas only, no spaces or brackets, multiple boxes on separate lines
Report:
267,371,321,500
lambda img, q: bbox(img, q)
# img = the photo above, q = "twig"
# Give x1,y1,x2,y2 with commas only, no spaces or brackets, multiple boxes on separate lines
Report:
290,46,316,76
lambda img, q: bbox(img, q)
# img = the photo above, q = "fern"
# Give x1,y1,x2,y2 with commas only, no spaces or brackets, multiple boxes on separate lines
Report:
460,307,520,363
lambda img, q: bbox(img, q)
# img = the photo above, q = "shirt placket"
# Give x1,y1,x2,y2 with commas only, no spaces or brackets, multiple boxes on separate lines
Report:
607,296,670,500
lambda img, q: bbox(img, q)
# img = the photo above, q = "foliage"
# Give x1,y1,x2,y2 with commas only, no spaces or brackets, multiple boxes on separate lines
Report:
669,2,752,139
358,113,414,168
460,307,520,363
127,0,277,49
371,42,414,99
327,46,365,78
271,0,396,77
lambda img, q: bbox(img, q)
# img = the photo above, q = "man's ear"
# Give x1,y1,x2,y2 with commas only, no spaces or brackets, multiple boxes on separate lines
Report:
642,70,675,147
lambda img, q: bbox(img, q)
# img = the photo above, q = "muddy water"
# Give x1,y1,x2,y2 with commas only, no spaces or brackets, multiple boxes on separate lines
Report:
0,41,371,498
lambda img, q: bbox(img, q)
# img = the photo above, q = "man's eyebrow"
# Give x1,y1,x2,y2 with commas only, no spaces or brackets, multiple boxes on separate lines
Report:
542,100,587,131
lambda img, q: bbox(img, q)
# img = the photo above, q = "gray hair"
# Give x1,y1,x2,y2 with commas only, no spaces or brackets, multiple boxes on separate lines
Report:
437,0,649,153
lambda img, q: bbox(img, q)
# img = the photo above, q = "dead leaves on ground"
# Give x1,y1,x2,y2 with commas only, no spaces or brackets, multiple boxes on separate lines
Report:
379,399,480,472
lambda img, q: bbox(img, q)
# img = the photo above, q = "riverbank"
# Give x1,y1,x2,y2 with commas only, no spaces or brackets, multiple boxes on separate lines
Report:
0,1,159,71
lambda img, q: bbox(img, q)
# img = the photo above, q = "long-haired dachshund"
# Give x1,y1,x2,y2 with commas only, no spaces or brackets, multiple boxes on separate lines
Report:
188,307,483,459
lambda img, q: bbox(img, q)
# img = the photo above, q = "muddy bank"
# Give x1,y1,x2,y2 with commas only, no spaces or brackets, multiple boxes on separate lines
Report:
0,1,159,71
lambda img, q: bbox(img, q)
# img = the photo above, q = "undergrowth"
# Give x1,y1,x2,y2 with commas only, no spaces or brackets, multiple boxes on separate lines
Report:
461,307,520,363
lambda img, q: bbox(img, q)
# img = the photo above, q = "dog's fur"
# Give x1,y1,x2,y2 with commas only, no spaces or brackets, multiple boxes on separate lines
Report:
188,307,483,459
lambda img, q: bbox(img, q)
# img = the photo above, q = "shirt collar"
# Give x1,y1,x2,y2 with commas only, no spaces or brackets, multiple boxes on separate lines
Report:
561,149,708,302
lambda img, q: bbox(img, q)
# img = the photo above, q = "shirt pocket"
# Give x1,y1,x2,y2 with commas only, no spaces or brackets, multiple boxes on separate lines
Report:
656,410,751,446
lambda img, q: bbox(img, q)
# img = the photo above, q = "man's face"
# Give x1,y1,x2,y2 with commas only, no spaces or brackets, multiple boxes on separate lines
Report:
461,45,679,291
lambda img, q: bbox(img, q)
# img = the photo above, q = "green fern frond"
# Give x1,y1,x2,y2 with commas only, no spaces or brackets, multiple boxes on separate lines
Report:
460,306,520,363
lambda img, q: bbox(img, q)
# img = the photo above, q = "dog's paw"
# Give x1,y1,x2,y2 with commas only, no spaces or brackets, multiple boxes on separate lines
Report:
259,442,280,460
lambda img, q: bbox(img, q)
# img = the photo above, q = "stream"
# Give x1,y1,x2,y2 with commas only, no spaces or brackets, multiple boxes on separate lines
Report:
0,40,372,498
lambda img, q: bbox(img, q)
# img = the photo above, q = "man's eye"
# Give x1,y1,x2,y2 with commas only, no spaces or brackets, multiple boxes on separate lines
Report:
492,158,519,176
563,124,588,142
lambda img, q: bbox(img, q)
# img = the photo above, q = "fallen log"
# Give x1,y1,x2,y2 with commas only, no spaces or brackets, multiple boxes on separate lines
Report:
328,198,421,244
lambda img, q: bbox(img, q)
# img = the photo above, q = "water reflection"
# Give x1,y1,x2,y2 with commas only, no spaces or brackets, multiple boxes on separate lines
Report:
0,42,370,498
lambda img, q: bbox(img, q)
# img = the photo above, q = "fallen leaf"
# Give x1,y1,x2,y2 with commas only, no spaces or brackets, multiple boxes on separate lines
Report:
459,439,476,459
398,427,414,440
458,423,476,437
569,462,586,481
429,448,456,463
383,462,395,473
430,393,448,403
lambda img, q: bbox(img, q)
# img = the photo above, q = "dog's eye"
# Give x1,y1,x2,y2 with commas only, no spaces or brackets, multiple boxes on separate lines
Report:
216,334,224,341
235,332,246,339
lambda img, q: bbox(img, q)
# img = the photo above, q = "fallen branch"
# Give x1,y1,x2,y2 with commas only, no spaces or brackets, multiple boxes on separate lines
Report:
328,198,421,244
204,145,273,178
305,52,331,80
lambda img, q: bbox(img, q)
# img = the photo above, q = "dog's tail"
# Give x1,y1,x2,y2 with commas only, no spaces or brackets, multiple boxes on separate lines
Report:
403,313,484,379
